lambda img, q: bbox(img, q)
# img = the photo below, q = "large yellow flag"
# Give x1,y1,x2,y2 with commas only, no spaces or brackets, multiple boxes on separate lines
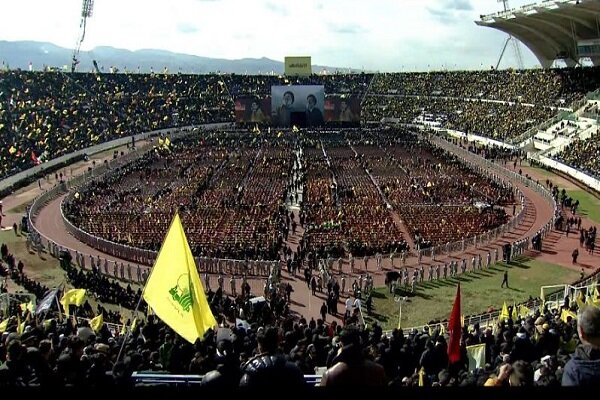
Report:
511,302,518,321
143,213,216,344
60,289,87,316
499,301,510,322
90,314,104,333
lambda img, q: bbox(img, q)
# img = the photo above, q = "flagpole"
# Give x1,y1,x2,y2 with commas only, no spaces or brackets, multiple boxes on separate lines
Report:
115,294,145,364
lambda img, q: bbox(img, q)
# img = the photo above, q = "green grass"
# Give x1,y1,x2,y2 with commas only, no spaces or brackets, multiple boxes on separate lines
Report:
567,190,600,224
365,256,579,330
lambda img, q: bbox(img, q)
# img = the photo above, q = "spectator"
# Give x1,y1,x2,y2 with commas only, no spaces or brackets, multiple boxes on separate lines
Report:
562,307,600,386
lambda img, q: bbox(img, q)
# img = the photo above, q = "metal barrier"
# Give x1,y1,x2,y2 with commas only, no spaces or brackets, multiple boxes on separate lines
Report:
130,372,322,386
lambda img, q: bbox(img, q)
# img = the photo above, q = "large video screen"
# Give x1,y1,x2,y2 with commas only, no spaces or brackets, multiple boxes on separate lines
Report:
271,85,325,127
325,96,361,125
234,96,272,124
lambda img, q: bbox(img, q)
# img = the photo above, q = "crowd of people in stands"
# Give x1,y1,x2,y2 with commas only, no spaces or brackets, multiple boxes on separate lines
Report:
1,232,599,387
370,68,600,106
553,128,600,180
0,70,234,179
3,68,600,182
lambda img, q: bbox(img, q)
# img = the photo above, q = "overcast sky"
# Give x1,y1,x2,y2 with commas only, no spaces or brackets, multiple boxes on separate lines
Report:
0,0,542,71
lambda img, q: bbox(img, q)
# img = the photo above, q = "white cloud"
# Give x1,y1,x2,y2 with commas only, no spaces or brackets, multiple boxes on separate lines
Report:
0,0,540,71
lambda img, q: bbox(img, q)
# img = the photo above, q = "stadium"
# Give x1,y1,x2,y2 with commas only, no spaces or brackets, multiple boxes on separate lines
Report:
0,0,599,389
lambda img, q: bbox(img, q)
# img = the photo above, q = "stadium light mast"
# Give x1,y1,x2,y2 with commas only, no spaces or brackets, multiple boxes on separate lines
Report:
495,0,525,70
71,0,95,73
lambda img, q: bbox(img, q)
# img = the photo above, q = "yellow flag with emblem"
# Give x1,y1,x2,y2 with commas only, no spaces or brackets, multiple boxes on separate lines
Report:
90,314,104,333
142,213,216,343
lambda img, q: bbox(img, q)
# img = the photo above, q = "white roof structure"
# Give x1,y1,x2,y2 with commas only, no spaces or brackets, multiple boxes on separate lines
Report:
476,0,600,68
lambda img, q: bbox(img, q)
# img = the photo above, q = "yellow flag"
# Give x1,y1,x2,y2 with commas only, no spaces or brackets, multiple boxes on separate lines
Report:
593,285,600,299
131,317,138,333
439,323,446,336
90,314,103,333
576,292,585,310
158,138,164,146
518,305,530,318
511,302,518,321
60,289,87,316
20,302,35,314
164,137,171,147
0,319,8,333
466,343,486,371
500,301,510,322
418,367,425,387
142,213,216,343
560,309,577,323
17,314,25,335
461,315,465,327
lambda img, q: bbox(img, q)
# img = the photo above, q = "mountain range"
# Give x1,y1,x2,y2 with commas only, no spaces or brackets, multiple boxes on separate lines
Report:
0,40,359,74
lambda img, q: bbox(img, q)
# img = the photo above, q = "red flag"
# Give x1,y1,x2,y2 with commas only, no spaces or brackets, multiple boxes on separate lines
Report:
31,151,41,165
447,283,462,364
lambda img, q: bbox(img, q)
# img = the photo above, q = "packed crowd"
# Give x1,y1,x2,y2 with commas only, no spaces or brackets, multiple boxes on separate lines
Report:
362,95,554,141
1,243,599,388
370,68,600,106
63,132,294,261
553,129,600,180
3,68,600,181
0,70,234,179
63,128,512,261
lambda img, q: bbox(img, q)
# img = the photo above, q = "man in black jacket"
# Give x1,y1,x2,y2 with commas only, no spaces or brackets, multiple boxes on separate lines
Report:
562,306,600,386
239,326,306,387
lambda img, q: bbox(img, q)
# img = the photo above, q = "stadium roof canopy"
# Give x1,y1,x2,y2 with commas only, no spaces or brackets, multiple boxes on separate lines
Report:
476,0,600,68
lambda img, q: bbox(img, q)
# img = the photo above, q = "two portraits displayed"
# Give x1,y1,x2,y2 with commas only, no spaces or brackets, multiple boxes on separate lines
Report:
234,85,360,128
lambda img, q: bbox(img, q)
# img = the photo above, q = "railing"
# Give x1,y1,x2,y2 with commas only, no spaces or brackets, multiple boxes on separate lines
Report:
130,372,322,386
384,267,600,338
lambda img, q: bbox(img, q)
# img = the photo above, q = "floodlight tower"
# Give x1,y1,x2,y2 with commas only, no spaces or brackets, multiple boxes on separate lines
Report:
71,0,94,73
495,0,525,70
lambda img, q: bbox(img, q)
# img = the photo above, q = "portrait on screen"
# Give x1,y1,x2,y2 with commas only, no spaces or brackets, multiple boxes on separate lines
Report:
271,85,325,128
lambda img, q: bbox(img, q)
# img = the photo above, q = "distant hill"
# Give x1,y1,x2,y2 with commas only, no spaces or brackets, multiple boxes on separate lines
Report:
0,40,359,74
